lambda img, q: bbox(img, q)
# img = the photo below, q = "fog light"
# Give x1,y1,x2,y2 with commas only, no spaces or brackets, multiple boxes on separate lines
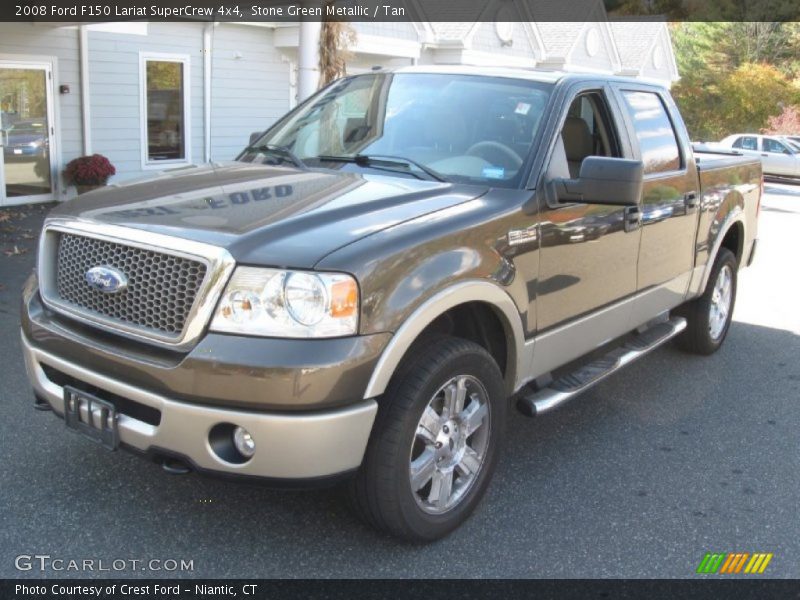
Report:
233,426,256,458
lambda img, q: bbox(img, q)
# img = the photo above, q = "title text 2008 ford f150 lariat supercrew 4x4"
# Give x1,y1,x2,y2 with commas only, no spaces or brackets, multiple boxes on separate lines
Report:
21,67,760,541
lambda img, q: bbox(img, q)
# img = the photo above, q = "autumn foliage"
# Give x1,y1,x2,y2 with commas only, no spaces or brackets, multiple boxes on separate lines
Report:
762,105,800,135
63,154,116,186
670,23,800,141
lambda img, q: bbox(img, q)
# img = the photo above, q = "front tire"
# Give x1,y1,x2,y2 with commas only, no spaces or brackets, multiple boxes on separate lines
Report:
349,336,506,542
676,248,737,355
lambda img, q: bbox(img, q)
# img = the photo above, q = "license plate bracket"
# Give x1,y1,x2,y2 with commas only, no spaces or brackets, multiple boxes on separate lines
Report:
63,386,119,450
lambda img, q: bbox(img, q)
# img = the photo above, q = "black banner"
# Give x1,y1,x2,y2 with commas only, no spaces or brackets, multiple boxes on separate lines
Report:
2,0,800,23
4,579,800,600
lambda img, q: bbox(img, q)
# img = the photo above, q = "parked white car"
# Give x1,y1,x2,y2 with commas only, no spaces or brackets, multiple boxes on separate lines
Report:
716,134,800,179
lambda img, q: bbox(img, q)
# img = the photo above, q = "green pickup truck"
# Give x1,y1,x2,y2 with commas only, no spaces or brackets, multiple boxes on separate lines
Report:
21,67,760,541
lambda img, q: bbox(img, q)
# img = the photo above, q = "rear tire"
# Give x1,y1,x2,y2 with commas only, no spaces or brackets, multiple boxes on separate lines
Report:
676,248,737,355
348,336,506,542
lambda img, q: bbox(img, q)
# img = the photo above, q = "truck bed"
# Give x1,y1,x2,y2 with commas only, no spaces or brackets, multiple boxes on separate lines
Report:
692,145,761,172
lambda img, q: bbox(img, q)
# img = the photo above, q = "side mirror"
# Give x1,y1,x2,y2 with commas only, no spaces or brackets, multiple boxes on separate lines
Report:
552,156,643,206
249,131,264,146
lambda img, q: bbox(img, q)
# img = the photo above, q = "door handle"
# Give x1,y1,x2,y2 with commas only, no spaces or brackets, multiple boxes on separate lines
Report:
624,206,641,232
761,153,768,157
684,191,699,211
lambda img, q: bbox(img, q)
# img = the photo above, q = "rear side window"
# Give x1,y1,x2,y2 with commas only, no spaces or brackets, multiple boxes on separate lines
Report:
732,136,757,151
620,91,681,174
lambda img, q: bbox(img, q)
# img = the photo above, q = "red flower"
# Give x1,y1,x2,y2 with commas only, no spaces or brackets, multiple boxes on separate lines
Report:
63,154,116,186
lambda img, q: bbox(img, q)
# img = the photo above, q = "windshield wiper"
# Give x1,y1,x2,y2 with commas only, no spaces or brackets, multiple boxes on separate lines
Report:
246,143,307,170
316,154,449,183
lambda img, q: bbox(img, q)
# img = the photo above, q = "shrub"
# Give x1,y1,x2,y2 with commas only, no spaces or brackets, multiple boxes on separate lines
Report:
63,154,116,186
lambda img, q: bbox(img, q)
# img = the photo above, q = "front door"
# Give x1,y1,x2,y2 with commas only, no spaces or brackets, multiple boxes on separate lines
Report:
760,137,798,177
531,87,641,376
0,62,55,206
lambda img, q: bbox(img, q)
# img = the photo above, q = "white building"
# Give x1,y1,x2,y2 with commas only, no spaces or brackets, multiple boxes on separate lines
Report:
0,14,677,206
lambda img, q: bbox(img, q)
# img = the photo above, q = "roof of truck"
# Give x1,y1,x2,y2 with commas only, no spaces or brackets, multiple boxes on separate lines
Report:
381,65,664,88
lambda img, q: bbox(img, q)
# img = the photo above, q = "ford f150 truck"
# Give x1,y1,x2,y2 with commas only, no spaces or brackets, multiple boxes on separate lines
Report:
21,67,760,541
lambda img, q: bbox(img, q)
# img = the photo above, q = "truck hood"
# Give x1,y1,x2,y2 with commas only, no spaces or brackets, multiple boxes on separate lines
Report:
49,162,487,268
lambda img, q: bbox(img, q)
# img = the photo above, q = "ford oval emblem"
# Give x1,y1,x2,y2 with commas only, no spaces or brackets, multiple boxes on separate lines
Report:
85,266,128,294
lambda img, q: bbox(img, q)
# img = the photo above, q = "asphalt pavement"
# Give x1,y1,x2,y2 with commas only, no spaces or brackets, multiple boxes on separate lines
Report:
0,185,798,579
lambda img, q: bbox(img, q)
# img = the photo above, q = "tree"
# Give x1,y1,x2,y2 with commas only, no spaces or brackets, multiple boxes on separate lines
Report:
318,8,356,88
670,23,800,140
717,63,799,134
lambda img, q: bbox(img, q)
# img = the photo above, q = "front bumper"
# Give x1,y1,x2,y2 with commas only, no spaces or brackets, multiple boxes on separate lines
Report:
22,332,377,480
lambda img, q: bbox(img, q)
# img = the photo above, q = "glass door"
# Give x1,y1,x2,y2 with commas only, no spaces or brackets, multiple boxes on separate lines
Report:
0,62,55,206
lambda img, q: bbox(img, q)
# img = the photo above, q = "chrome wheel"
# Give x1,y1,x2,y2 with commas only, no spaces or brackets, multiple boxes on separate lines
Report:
708,264,733,341
409,375,491,515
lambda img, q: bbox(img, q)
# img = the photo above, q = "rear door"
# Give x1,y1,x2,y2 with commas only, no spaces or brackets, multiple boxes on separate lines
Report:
612,86,699,321
731,135,759,157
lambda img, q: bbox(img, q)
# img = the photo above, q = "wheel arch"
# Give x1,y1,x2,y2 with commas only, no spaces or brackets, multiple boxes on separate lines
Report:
362,281,526,399
699,209,746,294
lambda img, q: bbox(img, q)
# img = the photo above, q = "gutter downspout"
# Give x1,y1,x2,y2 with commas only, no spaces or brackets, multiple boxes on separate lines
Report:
297,20,321,102
79,25,91,155
203,22,214,163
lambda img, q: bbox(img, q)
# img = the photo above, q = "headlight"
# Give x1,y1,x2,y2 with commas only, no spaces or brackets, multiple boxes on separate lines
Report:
210,267,358,338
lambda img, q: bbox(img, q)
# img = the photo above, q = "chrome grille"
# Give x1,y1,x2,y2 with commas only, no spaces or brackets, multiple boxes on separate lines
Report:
55,233,207,337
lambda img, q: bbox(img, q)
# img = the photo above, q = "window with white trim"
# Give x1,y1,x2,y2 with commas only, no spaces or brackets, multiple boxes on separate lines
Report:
140,54,190,167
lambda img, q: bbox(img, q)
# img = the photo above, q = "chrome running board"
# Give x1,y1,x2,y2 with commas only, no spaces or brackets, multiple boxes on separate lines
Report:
517,317,687,417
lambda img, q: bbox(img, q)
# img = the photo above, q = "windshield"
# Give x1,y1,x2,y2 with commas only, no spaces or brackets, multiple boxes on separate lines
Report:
786,139,800,152
240,73,553,188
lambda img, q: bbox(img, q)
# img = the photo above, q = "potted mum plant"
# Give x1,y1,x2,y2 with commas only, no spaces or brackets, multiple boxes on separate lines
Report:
63,154,116,194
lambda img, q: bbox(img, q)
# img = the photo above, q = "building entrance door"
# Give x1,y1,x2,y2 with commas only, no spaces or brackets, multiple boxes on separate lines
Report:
0,62,55,206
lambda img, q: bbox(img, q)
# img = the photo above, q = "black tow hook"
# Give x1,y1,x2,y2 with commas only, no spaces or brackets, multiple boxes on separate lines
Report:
161,458,192,475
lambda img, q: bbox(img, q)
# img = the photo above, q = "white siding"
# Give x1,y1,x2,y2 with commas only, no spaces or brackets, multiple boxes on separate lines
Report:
564,23,620,73
0,23,83,196
470,22,536,59
88,22,205,180
353,22,419,41
638,27,678,85
210,24,291,161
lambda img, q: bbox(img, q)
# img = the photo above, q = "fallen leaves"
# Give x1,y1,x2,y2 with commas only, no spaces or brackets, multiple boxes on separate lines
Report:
3,245,28,256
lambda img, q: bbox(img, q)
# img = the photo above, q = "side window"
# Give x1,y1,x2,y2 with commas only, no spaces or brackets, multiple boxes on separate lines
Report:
560,92,621,178
743,137,758,150
762,138,790,154
620,91,681,174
